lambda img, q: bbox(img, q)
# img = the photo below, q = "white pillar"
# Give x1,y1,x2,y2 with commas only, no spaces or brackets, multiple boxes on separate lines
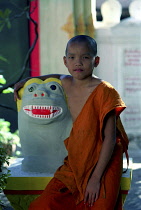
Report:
91,0,96,25
74,0,85,35
84,0,95,37
39,0,74,75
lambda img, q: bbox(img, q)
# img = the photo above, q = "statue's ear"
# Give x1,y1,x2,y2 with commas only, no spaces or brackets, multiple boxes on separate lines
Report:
44,78,62,86
16,78,43,112
17,88,24,112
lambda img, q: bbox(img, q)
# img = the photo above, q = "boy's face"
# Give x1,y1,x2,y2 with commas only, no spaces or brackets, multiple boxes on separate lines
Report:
63,41,99,80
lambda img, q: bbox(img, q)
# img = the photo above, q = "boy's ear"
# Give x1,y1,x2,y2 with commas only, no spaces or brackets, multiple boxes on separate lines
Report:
63,56,67,67
94,56,100,67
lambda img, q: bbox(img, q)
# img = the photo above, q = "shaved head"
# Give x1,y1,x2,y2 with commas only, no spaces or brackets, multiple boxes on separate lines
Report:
65,35,97,56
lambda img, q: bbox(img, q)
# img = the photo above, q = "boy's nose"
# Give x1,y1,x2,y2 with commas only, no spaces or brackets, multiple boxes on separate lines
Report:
75,58,82,66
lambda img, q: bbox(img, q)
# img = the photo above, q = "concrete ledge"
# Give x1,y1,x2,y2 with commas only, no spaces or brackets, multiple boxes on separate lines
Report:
4,158,133,209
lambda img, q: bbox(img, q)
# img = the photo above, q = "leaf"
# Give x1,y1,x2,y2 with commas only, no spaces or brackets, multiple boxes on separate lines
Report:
7,20,11,29
0,10,4,19
0,75,6,84
0,9,11,32
0,55,8,63
0,24,4,32
4,8,11,17
2,87,14,93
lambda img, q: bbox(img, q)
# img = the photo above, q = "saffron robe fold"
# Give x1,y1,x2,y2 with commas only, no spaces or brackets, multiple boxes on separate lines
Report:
29,81,129,209
54,81,128,203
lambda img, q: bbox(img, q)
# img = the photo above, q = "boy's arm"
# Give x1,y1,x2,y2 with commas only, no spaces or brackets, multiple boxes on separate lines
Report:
84,110,116,207
14,74,65,101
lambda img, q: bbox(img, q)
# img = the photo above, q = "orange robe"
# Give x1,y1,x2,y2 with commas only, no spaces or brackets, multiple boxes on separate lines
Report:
29,81,129,210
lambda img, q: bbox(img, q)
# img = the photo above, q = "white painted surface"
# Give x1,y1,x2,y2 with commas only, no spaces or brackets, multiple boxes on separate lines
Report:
95,16,141,137
96,0,133,8
39,0,73,75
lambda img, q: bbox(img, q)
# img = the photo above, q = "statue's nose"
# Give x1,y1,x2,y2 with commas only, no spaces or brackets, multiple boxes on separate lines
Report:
33,90,47,98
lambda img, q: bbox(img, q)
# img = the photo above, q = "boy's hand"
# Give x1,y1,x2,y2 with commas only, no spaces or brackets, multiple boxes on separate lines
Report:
84,177,100,207
14,78,30,101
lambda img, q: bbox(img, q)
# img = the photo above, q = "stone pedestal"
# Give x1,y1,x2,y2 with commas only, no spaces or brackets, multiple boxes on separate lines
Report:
4,158,132,209
4,158,53,210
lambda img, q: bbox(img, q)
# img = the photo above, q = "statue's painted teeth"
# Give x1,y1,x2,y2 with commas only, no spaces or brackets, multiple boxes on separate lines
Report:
23,105,62,119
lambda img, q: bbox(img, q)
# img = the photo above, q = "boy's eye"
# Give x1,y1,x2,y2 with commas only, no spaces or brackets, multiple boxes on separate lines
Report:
68,56,74,59
83,56,89,59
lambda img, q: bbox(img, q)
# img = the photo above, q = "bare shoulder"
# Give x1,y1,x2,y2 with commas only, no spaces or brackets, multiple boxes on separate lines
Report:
91,76,103,89
60,74,72,81
60,75,72,87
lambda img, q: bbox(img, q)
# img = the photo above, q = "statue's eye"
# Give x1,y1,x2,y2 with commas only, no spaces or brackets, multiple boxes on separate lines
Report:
28,86,34,92
50,85,57,90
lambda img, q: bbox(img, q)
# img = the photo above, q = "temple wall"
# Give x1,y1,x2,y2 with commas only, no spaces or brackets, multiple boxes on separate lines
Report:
39,0,74,75
39,0,94,75
95,0,141,138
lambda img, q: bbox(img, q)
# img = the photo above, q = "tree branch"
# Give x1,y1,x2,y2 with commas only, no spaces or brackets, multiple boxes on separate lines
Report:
0,104,17,112
0,0,38,94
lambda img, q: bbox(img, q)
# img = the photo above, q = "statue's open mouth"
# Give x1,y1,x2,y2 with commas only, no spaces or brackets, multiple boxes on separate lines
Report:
23,105,62,119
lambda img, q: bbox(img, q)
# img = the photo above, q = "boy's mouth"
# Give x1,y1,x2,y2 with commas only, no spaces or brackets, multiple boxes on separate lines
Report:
74,69,83,72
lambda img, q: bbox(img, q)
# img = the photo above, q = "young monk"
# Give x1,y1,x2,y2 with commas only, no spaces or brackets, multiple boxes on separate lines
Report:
14,35,129,209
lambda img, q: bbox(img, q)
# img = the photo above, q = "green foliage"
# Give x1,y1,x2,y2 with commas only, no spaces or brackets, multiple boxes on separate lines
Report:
0,1,37,207
0,75,13,93
0,119,21,206
0,55,13,93
0,55,8,63
0,75,6,85
0,10,12,205
0,8,11,32
2,87,13,93
0,119,20,146
0,146,10,166
0,145,11,205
